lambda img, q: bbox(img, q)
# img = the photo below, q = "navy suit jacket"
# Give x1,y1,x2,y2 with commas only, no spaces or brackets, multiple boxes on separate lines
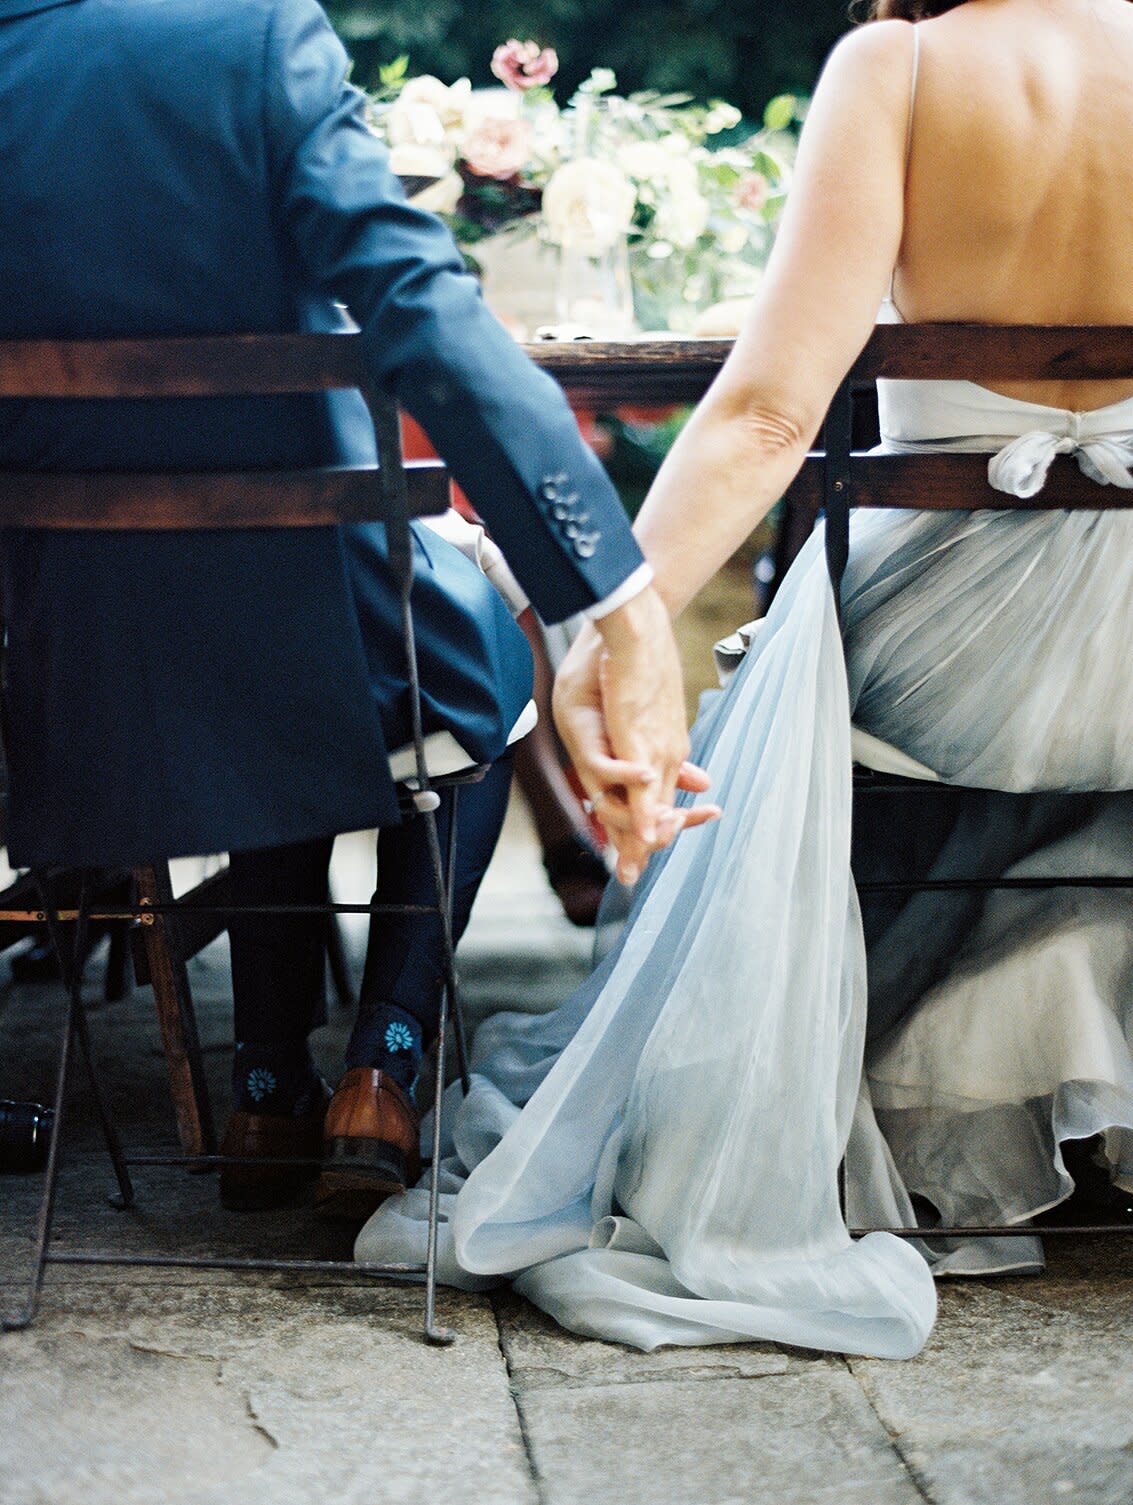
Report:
0,0,645,867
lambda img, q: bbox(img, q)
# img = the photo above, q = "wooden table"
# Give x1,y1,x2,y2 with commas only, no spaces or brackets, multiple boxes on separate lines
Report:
526,322,1133,404
524,338,733,408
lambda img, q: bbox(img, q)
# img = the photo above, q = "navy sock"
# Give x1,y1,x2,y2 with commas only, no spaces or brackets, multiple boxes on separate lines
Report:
345,1003,423,1096
232,1039,322,1116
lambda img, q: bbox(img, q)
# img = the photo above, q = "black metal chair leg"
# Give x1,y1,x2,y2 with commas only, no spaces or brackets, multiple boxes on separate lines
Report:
39,878,134,1210
444,788,471,1094
422,800,456,1348
68,985,135,1210
1,955,78,1332
381,401,465,1345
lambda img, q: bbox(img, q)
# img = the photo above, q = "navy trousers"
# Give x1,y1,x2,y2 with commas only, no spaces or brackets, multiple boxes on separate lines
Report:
227,754,513,1050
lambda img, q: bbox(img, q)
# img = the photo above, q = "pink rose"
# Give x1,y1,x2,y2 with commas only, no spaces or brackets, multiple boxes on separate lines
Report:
490,39,559,93
734,171,769,214
462,116,533,181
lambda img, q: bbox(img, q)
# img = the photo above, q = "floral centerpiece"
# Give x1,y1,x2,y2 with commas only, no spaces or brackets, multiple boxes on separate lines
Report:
369,42,801,333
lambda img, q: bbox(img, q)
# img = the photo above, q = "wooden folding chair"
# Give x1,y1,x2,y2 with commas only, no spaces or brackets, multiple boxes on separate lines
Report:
783,322,1133,1242
0,331,476,1342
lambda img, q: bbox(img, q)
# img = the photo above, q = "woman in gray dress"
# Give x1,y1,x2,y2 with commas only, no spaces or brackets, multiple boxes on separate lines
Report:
364,0,1133,1355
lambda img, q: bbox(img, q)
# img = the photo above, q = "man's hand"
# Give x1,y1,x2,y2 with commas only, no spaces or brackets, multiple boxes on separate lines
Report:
552,586,720,884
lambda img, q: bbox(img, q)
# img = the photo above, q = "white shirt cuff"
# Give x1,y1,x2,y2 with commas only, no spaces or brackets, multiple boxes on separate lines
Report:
579,563,654,622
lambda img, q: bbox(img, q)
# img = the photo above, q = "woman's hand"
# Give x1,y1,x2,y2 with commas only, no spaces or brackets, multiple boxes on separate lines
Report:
552,593,720,884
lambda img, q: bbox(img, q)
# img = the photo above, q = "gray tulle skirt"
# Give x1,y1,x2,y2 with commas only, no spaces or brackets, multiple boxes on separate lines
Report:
356,506,1133,1357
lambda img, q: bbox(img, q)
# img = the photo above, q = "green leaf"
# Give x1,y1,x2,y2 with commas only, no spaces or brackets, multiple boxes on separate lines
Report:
378,54,410,88
750,148,786,181
763,94,797,132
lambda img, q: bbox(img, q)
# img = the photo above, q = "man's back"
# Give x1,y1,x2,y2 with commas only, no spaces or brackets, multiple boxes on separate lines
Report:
0,0,649,868
0,0,367,470
1,0,274,341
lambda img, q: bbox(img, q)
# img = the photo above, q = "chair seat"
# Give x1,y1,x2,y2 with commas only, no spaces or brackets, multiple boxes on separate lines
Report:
850,726,940,783
386,699,538,786
713,621,940,784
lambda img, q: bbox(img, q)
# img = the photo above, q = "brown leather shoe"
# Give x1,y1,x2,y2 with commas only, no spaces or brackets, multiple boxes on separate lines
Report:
315,1067,421,1222
219,1082,330,1212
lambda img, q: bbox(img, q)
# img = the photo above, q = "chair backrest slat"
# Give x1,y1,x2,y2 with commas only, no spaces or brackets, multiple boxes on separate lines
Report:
790,449,1133,515
850,452,1133,510
852,324,1133,384
0,460,448,529
776,323,1133,611
0,333,447,530
0,332,368,399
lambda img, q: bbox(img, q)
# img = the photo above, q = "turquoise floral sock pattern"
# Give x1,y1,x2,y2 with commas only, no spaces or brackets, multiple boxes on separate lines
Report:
345,1003,423,1096
232,1039,322,1116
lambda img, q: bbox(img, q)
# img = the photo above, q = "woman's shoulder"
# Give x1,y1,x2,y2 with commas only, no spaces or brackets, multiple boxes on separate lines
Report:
823,18,916,79
814,20,917,122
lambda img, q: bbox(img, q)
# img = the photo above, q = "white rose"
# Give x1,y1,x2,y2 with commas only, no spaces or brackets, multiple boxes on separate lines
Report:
542,159,636,254
388,141,454,181
664,156,700,198
617,140,671,185
388,97,449,152
655,189,709,248
659,132,691,156
399,75,472,132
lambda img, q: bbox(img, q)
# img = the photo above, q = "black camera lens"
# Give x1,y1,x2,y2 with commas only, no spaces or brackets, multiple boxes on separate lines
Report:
0,1099,55,1173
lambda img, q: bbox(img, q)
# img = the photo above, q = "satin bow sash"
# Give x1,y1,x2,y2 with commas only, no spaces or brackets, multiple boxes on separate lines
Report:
988,426,1133,499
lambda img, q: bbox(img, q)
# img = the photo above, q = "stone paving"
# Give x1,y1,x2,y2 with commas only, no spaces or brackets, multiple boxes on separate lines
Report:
2,804,1132,1505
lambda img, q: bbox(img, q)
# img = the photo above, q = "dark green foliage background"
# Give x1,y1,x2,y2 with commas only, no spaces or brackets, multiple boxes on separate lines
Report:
328,1,855,117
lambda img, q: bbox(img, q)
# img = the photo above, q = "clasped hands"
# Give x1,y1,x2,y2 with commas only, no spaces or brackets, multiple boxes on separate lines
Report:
552,585,722,886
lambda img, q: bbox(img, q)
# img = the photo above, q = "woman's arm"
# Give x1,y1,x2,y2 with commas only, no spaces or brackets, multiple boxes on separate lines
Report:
638,19,915,616
552,20,918,877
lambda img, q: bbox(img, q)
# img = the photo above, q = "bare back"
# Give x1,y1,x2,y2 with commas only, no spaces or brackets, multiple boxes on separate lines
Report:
630,0,1133,617
898,0,1133,407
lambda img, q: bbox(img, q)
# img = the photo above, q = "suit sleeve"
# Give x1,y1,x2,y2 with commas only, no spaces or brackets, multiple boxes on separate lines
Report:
261,0,647,625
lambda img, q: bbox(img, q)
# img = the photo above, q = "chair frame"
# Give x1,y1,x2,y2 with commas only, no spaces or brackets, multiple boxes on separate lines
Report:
0,332,474,1343
784,323,1133,1242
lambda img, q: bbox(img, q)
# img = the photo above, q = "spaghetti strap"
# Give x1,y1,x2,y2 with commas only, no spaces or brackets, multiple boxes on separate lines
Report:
888,26,921,303
904,25,921,174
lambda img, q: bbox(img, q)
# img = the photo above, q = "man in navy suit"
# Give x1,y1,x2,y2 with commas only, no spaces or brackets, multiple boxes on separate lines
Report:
0,0,695,1213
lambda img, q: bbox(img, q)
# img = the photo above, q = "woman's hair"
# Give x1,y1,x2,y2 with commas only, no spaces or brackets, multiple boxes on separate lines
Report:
864,0,970,17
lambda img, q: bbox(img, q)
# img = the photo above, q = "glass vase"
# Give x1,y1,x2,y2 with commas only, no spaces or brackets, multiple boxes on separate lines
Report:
555,234,636,338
